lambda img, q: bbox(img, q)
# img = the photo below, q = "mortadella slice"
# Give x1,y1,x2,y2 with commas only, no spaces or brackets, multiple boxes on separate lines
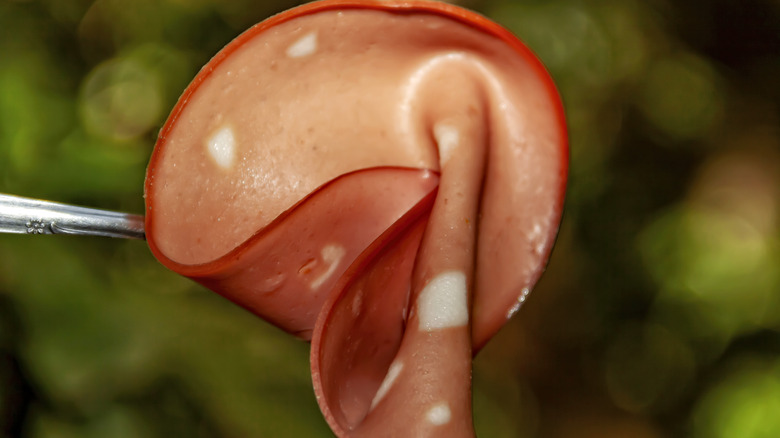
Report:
144,1,567,436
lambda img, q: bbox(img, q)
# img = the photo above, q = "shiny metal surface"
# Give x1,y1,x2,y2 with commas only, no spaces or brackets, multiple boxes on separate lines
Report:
0,193,145,240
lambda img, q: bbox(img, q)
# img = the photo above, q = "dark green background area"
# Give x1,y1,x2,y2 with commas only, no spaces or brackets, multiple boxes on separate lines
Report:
1,0,779,436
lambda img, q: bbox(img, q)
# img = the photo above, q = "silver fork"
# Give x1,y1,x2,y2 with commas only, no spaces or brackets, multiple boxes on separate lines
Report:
0,193,144,240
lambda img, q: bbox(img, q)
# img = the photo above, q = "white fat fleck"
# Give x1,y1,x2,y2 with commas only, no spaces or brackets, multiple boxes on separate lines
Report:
433,123,459,165
528,222,546,256
351,289,363,317
369,360,403,410
417,271,469,331
310,244,346,290
286,31,318,58
426,402,452,426
529,223,543,240
206,126,236,169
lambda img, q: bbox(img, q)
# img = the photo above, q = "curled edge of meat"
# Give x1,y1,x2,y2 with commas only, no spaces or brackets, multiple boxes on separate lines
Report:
144,1,568,436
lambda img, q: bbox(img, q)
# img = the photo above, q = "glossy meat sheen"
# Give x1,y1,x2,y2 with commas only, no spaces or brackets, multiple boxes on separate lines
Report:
145,1,567,437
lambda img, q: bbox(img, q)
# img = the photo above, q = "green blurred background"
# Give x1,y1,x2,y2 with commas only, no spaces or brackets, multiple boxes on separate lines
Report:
1,0,779,436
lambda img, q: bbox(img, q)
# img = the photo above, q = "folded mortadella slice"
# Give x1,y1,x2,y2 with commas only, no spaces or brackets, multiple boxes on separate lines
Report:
145,1,567,436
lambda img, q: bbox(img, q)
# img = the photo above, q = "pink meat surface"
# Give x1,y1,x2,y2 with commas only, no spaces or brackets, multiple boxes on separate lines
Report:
145,1,567,436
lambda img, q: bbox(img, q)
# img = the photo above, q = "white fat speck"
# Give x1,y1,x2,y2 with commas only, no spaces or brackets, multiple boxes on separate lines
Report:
207,125,236,169
426,402,451,425
417,271,469,331
433,123,459,165
286,31,318,58
529,223,542,240
369,360,403,410
310,244,345,290
528,222,546,256
351,289,363,317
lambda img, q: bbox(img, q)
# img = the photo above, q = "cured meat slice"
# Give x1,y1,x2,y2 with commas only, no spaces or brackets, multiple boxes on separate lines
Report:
144,1,567,436
149,167,439,337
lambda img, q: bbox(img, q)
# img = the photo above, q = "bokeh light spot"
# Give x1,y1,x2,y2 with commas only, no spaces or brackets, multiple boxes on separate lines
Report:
692,358,780,438
603,322,695,413
637,53,724,141
80,56,162,141
639,147,780,349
